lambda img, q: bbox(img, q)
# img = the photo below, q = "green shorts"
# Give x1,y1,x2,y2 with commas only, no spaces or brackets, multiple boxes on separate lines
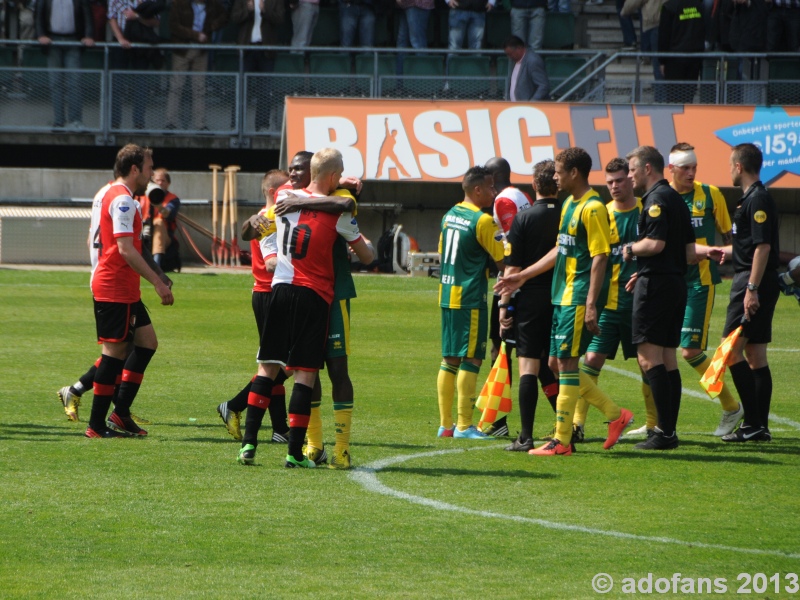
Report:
586,307,636,360
441,307,487,360
680,284,715,350
325,298,350,359
550,305,594,359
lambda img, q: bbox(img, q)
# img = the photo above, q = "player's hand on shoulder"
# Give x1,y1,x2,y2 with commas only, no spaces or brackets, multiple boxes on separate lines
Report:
273,193,302,216
338,176,362,194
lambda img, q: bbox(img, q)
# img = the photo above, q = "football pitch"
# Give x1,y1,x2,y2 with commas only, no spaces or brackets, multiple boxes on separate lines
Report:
1,268,799,599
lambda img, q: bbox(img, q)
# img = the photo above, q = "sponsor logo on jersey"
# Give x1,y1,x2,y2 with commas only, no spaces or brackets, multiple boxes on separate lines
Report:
119,206,130,213
754,210,767,223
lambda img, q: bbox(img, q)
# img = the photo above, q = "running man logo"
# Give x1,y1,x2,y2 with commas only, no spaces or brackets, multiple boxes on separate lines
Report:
754,210,767,223
298,108,555,181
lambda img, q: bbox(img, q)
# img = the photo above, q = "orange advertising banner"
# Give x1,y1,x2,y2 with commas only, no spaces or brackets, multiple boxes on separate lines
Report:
285,98,800,188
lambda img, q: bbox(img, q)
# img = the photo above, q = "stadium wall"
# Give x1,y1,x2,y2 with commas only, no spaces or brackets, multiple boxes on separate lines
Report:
0,168,798,266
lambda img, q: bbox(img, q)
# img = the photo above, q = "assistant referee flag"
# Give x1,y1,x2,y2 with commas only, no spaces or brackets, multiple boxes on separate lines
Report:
476,342,513,430
700,326,743,398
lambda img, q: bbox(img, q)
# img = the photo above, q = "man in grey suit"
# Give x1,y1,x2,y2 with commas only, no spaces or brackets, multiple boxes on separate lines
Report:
504,35,550,101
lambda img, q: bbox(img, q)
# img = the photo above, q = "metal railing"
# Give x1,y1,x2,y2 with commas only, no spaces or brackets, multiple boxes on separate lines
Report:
1,40,798,147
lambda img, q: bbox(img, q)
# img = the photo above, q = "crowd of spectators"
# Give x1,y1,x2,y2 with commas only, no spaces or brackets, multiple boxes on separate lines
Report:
0,0,796,119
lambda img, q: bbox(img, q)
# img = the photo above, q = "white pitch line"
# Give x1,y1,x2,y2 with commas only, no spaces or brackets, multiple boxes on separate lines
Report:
349,447,800,560
601,364,800,431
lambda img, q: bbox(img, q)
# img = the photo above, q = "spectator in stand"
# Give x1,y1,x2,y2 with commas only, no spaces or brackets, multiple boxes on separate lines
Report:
766,0,800,52
728,0,767,103
290,0,318,47
340,0,377,47
231,0,285,131
447,0,494,50
622,0,666,99
504,35,550,100
108,0,161,129
395,0,434,73
164,0,227,131
550,0,571,13
510,0,546,50
35,0,95,130
658,0,704,104
89,0,108,41
17,0,38,40
616,0,637,49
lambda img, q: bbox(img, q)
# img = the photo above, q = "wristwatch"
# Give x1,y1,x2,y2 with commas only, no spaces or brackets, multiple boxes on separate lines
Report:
497,303,509,309
746,282,759,292
625,244,634,258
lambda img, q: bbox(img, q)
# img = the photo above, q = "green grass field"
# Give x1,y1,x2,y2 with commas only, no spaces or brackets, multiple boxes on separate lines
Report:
1,268,799,599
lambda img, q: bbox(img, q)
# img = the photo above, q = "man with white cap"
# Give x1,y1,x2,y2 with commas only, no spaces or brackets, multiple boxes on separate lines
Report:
667,142,743,436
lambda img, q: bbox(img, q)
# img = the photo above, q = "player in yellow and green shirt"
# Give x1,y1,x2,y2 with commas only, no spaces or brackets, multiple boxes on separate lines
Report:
437,166,505,439
572,158,659,438
668,142,742,437
495,148,634,455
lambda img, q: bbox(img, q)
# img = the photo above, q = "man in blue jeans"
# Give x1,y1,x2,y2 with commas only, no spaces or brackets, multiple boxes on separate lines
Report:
340,0,376,47
35,0,95,130
447,0,494,50
396,0,433,73
510,0,546,50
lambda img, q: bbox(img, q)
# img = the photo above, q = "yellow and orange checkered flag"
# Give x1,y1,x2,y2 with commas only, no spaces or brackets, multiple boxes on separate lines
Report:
700,325,743,398
476,342,513,430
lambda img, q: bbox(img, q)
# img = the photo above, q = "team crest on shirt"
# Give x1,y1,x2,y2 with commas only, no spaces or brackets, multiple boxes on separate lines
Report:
694,199,705,211
648,204,661,218
754,210,767,223
570,217,578,229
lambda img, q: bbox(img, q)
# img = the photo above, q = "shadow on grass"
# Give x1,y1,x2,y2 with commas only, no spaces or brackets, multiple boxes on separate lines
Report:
0,423,78,438
352,441,437,451
609,449,783,465
161,423,222,429
379,466,558,479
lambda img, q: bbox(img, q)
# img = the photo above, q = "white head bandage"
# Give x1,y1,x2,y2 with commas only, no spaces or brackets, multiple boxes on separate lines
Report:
669,150,697,167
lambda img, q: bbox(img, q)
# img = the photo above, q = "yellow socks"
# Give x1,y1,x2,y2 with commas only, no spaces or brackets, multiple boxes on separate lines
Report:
437,361,458,428
456,362,480,431
306,403,323,451
642,376,658,429
579,367,621,421
333,404,352,451
555,371,580,445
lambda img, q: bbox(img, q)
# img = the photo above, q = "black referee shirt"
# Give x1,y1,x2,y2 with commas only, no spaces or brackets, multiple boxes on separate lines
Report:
506,197,562,291
636,179,695,277
732,180,780,273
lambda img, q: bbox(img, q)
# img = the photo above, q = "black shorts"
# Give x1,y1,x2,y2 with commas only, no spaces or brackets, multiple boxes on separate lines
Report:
723,270,779,343
490,294,517,349
252,290,272,339
631,274,686,348
257,284,329,371
93,299,151,343
515,287,554,359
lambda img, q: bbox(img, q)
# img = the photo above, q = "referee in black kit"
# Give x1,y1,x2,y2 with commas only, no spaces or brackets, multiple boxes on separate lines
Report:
624,146,696,451
708,143,780,443
496,159,563,451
